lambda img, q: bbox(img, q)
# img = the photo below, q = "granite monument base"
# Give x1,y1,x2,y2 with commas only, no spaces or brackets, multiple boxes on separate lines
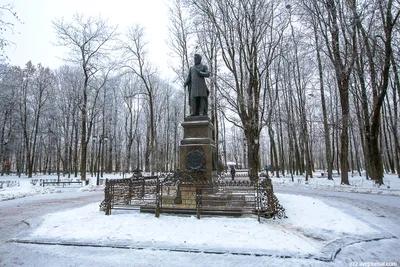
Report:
179,116,217,182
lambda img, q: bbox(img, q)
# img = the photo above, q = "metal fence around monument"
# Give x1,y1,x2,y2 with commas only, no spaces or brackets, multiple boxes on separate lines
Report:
99,173,286,221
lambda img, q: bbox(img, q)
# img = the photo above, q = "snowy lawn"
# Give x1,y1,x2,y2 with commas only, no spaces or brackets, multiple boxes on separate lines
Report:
13,193,387,261
2,171,399,202
270,172,400,196
1,172,398,261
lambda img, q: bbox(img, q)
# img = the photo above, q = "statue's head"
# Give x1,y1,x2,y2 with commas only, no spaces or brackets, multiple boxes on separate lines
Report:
194,54,202,65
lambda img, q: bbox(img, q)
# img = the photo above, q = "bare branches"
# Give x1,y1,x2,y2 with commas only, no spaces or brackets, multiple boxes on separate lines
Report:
52,13,118,73
0,3,22,60
52,13,118,181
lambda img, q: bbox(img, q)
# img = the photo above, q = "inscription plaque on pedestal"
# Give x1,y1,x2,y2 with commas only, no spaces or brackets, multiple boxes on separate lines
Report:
186,150,206,172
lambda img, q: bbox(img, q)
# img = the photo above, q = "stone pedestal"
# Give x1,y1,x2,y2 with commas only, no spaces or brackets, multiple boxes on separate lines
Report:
162,185,197,209
179,116,217,182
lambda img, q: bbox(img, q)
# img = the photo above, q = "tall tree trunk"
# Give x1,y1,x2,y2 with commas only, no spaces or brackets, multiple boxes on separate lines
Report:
80,73,88,181
353,0,398,184
382,108,395,173
390,55,400,178
74,121,79,178
313,17,333,180
325,0,355,185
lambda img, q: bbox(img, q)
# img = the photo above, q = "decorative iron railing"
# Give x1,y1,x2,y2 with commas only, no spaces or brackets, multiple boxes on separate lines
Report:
99,173,286,221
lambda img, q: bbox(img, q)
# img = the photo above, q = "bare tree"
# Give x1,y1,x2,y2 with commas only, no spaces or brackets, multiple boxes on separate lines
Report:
302,0,357,185
310,6,334,180
16,62,54,177
0,3,20,61
52,13,118,181
119,74,142,172
120,25,157,173
388,53,400,178
54,66,82,177
189,0,286,182
167,0,192,117
351,0,400,184
0,64,18,175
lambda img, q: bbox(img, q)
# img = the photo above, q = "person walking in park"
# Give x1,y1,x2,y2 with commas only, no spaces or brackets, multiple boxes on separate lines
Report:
230,166,236,180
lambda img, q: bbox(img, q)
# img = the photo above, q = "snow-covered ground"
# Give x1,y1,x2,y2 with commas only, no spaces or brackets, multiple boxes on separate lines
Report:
1,172,399,266
270,172,400,196
2,171,399,201
0,173,107,201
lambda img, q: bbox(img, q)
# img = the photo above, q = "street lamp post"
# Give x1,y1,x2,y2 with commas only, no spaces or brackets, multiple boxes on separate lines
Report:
93,135,108,186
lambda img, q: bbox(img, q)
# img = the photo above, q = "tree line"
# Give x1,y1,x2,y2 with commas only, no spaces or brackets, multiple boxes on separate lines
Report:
170,0,399,184
0,0,399,185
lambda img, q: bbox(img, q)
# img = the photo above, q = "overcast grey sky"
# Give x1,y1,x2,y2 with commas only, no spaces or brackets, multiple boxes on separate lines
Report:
4,0,170,70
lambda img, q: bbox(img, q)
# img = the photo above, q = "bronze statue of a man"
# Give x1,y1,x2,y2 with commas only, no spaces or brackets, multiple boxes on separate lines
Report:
184,54,210,116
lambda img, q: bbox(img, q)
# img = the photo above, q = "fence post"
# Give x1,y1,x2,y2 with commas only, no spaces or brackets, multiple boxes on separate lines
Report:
155,181,161,218
256,183,261,223
105,179,112,215
196,187,202,219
